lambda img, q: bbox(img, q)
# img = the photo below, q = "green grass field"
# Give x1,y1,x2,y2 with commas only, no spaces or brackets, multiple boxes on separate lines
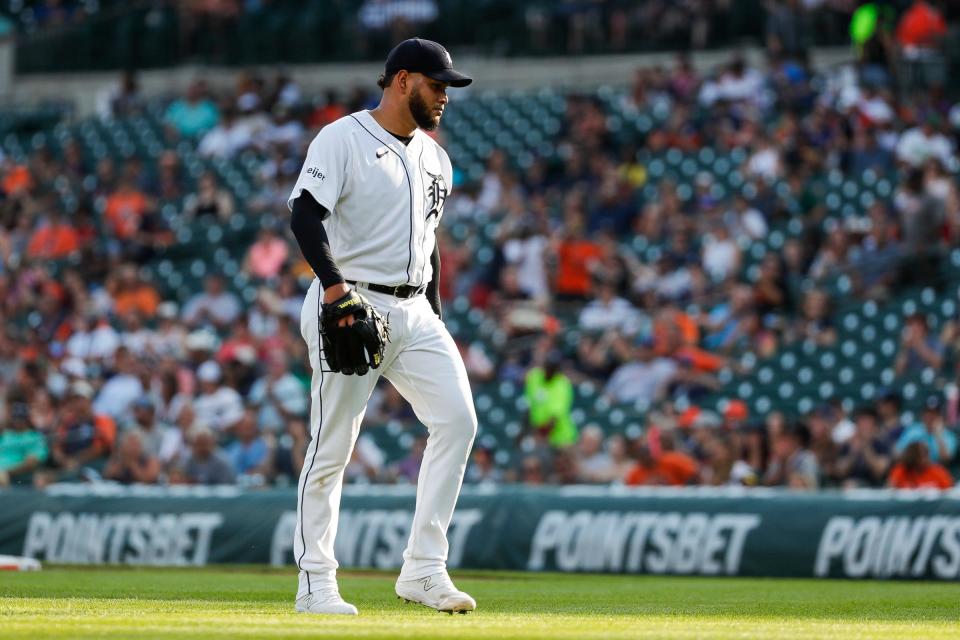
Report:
0,567,957,639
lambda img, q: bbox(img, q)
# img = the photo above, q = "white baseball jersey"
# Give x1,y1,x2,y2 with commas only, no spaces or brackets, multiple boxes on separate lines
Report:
287,110,453,288
291,109,476,603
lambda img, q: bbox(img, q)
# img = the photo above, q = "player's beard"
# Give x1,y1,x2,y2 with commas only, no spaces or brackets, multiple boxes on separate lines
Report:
409,88,441,131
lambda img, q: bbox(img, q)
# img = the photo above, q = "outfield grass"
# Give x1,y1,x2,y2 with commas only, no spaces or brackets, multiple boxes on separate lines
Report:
0,567,957,639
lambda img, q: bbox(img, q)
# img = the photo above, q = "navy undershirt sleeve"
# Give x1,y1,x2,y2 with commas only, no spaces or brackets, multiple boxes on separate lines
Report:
426,242,442,320
289,191,345,290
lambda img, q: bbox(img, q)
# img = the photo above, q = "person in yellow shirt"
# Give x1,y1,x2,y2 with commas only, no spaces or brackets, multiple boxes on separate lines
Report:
524,351,578,447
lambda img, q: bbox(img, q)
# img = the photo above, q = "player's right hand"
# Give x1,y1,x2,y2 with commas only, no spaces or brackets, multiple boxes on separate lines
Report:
323,283,356,326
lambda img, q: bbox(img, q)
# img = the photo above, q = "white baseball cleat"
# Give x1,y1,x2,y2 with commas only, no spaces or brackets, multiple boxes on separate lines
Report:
395,572,476,614
295,585,358,615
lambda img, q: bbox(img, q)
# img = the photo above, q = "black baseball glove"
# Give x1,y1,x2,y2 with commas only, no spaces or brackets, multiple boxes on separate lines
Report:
320,289,390,375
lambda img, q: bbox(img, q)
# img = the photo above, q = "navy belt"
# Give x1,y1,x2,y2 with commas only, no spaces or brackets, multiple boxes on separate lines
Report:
347,280,426,299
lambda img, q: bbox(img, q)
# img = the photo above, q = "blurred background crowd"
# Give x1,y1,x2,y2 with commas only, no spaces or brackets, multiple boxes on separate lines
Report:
1,1,960,491
5,0,852,71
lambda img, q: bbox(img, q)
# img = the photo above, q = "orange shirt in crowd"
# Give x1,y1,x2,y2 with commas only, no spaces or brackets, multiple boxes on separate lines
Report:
897,1,947,49
308,104,347,129
2,165,32,195
652,311,698,354
104,189,148,238
625,451,699,486
27,223,80,259
888,463,954,490
555,239,602,297
113,284,160,317
676,345,725,373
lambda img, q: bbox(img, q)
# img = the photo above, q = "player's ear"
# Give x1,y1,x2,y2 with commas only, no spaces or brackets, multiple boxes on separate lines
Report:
397,70,410,95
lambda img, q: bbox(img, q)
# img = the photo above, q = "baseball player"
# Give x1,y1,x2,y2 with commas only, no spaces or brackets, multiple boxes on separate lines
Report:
288,39,477,616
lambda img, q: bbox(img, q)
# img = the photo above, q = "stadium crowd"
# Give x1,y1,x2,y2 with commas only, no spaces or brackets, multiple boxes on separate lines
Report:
1,1,959,491
6,0,857,64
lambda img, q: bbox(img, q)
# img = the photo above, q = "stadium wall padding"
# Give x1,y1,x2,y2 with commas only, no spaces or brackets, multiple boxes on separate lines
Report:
1,486,958,580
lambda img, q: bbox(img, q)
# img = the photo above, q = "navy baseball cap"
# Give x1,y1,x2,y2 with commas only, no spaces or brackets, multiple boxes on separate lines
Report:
384,38,472,88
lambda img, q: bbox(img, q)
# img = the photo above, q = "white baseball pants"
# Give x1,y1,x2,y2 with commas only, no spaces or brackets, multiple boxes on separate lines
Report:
294,279,477,598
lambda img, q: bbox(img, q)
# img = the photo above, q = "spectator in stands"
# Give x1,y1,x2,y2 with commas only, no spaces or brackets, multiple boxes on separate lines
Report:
458,340,496,384
895,394,957,464
465,445,502,484
763,423,819,489
27,388,58,436
896,0,949,92
342,434,384,484
575,424,611,483
753,254,789,315
888,441,954,489
808,226,850,283
102,430,160,485
50,381,117,477
834,407,892,488
551,211,602,301
183,171,235,221
152,302,186,359
268,419,309,484
896,115,954,168
64,312,120,362
726,194,768,242
249,290,283,339
876,390,906,444
225,409,270,482
103,176,152,242
807,406,841,480
182,275,241,329
393,435,427,484
894,313,944,376
849,125,895,176
0,401,48,486
192,360,245,434
308,90,347,129
701,222,741,283
624,435,698,486
101,70,145,119
501,219,550,301
793,289,837,346
177,426,236,485
243,225,289,280
700,432,756,486
247,352,307,434
122,397,167,460
524,351,578,448
895,167,945,289
519,455,546,485
158,402,195,471
261,104,304,152
851,204,901,296
603,338,677,405
110,264,160,319
164,80,220,139
198,105,252,158
154,150,186,202
26,206,80,260
578,276,642,333
92,346,144,421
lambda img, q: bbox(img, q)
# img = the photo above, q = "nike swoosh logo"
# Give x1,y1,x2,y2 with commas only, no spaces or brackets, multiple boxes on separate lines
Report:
376,149,389,159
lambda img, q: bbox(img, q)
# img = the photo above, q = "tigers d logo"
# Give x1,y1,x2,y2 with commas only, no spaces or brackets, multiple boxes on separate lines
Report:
425,170,447,220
